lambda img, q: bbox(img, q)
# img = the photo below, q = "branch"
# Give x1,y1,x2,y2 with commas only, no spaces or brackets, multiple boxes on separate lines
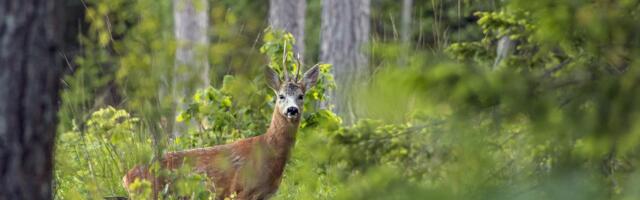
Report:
540,59,571,79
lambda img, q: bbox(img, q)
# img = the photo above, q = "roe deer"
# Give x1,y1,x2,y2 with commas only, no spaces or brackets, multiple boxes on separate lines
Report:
122,62,320,200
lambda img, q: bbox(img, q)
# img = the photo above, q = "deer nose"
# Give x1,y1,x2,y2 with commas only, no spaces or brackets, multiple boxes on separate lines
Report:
286,107,299,115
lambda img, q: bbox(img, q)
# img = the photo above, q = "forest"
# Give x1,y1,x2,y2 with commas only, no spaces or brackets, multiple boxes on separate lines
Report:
1,0,640,199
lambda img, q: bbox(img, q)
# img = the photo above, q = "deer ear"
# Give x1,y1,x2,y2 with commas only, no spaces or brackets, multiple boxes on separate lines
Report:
265,67,281,91
301,65,320,91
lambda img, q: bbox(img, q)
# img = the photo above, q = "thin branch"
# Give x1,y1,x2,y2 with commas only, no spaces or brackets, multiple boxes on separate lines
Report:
540,59,571,79
105,15,115,43
79,0,88,9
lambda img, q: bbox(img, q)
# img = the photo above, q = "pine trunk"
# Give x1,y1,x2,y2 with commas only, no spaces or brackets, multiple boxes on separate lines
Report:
320,0,370,125
269,0,306,58
171,0,210,136
0,0,64,199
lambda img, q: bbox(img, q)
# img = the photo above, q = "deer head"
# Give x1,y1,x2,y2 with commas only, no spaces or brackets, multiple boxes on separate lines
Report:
265,60,319,122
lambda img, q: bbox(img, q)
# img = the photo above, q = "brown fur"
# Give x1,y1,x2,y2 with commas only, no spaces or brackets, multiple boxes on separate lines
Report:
123,91,302,200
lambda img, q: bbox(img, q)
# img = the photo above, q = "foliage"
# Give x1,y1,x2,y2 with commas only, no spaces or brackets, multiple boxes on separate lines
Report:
55,107,152,198
55,28,340,199
127,179,153,200
421,0,640,198
175,76,271,147
55,0,640,200
59,0,269,136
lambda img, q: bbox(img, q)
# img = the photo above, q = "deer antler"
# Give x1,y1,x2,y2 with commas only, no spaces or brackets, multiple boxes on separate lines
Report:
294,53,302,82
282,41,290,81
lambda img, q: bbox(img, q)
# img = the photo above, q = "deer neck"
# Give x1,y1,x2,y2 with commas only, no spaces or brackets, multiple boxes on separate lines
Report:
264,109,299,156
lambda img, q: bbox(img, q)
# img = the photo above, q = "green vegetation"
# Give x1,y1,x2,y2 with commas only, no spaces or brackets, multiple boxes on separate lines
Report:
55,0,640,199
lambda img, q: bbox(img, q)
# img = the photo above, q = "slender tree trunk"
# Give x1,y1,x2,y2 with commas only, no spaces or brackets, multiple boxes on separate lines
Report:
493,35,514,69
171,0,210,136
401,0,413,45
0,0,64,199
320,0,370,125
269,0,306,58
399,0,413,66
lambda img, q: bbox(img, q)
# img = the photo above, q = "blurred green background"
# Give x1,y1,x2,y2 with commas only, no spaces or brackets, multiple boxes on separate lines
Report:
54,0,640,199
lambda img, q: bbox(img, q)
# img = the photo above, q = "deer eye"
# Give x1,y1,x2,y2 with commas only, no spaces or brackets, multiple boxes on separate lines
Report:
278,95,285,100
298,95,304,100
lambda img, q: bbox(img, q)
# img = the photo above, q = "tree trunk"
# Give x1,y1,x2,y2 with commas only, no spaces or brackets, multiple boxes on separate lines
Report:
398,0,413,66
171,0,210,136
320,0,370,125
269,0,306,58
493,35,515,69
401,0,413,45
0,0,64,199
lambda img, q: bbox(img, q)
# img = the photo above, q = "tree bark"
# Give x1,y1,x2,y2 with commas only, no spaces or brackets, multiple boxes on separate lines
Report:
0,0,64,199
269,0,306,58
320,0,370,125
401,0,413,45
400,0,413,66
171,0,210,136
493,35,515,69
